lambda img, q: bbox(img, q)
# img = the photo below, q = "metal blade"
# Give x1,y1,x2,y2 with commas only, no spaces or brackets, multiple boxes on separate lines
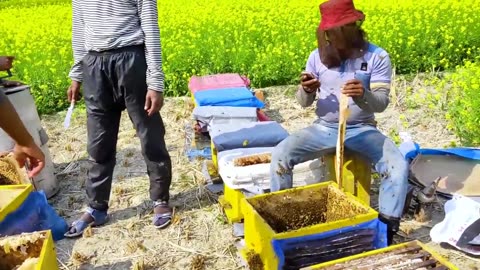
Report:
63,101,75,129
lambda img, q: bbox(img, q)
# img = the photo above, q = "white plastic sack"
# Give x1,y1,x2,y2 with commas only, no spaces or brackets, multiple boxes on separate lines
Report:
430,195,480,255
217,147,327,191
193,106,258,132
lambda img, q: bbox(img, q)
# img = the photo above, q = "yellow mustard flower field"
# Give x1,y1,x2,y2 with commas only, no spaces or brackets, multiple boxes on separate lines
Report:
1,0,479,114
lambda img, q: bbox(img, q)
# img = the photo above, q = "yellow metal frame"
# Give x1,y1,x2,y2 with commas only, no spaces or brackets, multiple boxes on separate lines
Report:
218,184,245,223
36,230,59,270
325,151,372,206
190,91,197,108
0,184,34,222
303,240,459,270
240,181,378,270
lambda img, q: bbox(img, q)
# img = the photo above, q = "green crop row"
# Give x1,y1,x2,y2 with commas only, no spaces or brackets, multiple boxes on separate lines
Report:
0,0,479,114
440,62,480,146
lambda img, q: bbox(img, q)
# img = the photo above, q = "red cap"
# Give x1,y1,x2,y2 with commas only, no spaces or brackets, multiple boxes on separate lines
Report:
319,0,365,30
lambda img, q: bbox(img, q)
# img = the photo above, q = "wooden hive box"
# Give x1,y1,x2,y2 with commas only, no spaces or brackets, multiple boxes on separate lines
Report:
302,240,459,270
0,230,58,270
0,184,34,223
219,151,372,225
240,181,384,270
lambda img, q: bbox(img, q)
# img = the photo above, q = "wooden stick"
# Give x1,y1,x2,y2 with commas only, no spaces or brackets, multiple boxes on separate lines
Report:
336,93,350,190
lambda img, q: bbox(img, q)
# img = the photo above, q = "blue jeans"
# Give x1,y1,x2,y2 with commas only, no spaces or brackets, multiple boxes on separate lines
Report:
270,121,409,218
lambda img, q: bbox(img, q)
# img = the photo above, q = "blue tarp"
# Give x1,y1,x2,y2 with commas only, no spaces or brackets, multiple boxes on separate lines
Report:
193,87,265,108
0,191,68,241
400,141,480,162
186,147,212,161
271,218,388,270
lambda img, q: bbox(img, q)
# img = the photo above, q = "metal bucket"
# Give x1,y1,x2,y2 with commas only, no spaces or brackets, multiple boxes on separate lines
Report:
0,85,58,198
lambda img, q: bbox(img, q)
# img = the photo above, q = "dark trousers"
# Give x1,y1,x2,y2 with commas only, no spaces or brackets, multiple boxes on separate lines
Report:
82,45,172,212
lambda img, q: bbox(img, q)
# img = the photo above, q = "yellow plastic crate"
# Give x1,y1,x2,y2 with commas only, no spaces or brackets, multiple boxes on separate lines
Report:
0,230,58,270
0,184,34,222
240,181,380,270
324,151,372,206
302,240,459,270
218,184,245,224
211,140,218,169
217,151,371,226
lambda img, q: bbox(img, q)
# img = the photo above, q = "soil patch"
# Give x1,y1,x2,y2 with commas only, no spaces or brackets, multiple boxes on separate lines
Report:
250,185,369,233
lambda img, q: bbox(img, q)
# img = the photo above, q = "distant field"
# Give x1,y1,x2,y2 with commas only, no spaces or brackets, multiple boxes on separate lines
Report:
0,0,479,114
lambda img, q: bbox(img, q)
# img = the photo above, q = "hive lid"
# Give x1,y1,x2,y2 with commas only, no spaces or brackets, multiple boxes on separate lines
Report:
410,154,480,198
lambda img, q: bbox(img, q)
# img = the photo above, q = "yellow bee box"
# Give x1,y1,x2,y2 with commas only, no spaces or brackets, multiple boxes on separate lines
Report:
240,181,384,270
218,184,246,224
211,140,218,168
0,184,34,222
0,230,59,270
302,240,459,270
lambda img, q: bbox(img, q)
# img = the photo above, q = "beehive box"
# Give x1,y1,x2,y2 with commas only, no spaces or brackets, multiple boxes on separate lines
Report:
240,181,384,270
218,184,246,223
0,184,34,222
218,151,372,225
0,155,29,186
0,230,58,270
302,240,459,270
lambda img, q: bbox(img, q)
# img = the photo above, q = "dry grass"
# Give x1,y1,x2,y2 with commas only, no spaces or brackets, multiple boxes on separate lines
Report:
40,74,471,269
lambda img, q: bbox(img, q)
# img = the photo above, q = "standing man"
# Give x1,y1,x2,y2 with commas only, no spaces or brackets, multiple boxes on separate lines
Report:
269,0,408,245
65,0,173,238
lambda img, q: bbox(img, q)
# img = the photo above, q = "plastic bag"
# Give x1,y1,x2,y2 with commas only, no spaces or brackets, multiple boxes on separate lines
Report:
193,106,258,126
188,73,250,93
430,195,480,255
217,147,325,190
0,191,68,241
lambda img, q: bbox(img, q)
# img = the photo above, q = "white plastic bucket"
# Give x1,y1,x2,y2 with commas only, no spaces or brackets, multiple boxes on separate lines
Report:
0,85,58,198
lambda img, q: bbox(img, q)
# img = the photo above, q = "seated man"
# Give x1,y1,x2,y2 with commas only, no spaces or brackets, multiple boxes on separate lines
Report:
269,0,408,245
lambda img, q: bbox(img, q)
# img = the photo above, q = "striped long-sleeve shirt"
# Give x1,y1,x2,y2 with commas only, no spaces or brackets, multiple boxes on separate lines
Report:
68,0,165,92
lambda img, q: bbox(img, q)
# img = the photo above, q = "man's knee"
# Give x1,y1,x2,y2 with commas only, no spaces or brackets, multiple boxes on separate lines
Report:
391,158,409,183
271,135,299,164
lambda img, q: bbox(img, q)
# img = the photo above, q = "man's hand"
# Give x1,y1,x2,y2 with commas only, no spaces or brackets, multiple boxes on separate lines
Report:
0,56,14,71
342,79,365,97
13,142,45,178
144,90,164,117
67,81,82,102
300,73,320,93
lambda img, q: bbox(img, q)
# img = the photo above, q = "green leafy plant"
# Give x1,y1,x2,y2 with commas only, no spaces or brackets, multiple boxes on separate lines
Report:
1,0,479,114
